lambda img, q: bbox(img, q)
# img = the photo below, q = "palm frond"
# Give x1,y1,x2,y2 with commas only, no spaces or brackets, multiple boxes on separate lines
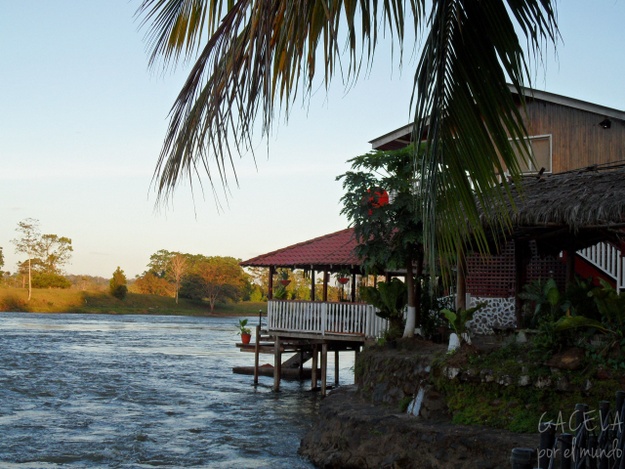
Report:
137,1,411,203
413,0,558,270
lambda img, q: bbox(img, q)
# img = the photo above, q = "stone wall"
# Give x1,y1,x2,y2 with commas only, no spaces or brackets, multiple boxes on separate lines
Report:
466,296,516,335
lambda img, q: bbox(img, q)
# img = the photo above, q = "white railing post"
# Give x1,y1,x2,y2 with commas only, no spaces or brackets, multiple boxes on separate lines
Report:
578,241,624,293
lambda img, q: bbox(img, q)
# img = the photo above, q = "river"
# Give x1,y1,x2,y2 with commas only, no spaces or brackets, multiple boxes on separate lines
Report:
0,312,354,468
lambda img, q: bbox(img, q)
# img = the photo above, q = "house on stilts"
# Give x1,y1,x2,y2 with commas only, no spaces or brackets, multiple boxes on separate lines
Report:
237,228,396,395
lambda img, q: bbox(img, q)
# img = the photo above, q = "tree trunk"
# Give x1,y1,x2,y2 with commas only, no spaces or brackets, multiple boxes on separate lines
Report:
27,258,32,302
403,256,416,338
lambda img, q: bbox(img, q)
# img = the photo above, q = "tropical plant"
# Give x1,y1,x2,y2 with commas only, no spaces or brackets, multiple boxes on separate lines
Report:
137,0,559,274
237,318,251,335
440,302,485,339
338,145,424,337
361,278,407,339
518,278,565,328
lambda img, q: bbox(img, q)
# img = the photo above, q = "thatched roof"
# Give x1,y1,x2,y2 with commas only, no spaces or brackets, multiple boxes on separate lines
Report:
484,165,625,253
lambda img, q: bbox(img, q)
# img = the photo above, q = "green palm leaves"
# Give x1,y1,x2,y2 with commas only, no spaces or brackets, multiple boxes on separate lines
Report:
137,0,559,264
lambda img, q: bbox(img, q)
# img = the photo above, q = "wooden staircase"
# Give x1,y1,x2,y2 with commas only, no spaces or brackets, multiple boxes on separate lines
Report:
577,241,625,292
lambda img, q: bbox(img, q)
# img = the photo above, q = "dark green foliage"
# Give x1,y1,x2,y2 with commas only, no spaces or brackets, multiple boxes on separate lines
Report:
337,146,423,275
111,285,128,300
519,277,625,369
361,279,407,338
441,302,485,336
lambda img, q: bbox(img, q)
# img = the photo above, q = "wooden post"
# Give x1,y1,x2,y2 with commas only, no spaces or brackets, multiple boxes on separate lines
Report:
334,350,340,386
514,240,530,328
456,245,467,311
322,271,328,302
311,344,318,390
321,342,328,397
253,325,260,385
273,335,281,392
311,269,316,301
354,346,360,384
268,266,275,300
565,248,576,289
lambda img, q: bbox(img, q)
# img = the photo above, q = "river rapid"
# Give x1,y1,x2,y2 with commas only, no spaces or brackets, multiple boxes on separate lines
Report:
0,313,354,468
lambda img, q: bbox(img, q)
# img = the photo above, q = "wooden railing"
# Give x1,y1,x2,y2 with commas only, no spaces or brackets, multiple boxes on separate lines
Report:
267,300,387,339
578,241,625,292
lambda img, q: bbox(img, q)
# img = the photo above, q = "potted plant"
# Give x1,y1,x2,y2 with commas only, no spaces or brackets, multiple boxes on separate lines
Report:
237,319,252,344
277,269,291,286
337,269,350,284
441,302,485,352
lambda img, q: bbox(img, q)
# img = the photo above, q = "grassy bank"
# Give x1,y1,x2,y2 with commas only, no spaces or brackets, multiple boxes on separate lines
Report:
0,285,266,316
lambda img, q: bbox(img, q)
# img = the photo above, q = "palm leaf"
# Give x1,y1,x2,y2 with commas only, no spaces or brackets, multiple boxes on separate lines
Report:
413,0,558,271
137,1,558,269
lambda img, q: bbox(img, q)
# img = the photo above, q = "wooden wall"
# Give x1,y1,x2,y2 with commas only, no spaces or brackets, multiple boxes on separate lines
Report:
521,100,625,173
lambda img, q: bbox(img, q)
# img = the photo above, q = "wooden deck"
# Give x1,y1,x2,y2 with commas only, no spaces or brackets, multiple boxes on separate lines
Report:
233,300,387,395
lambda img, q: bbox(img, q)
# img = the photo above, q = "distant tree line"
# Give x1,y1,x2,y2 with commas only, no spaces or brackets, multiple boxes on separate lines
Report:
134,250,251,312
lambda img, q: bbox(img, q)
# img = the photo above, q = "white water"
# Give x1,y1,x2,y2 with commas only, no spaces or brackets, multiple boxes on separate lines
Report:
0,312,354,468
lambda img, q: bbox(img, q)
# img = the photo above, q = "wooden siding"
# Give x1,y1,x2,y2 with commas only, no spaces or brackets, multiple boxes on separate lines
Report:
521,101,625,172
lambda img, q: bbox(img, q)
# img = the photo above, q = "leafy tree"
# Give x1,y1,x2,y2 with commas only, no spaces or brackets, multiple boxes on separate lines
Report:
169,253,188,304
11,219,74,299
134,272,172,296
0,246,4,271
35,234,73,274
338,146,424,337
12,218,41,301
179,256,247,312
146,249,173,278
141,250,189,302
137,0,558,273
110,267,128,300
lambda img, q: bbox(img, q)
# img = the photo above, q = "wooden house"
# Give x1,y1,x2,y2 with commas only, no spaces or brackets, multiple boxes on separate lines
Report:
370,86,625,333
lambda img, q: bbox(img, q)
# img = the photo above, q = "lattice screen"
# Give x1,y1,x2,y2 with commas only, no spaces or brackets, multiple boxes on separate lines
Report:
466,241,566,298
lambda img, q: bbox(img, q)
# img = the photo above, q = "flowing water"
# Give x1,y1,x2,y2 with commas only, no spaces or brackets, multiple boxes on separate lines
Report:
0,312,354,468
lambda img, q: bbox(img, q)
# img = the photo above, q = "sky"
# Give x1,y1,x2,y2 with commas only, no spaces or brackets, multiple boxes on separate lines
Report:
1,1,625,279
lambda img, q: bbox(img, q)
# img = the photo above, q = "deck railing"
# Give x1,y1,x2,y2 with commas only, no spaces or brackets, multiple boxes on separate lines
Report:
267,300,387,339
578,241,625,292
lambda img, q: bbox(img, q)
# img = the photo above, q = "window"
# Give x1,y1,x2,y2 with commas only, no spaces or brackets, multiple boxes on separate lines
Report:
513,135,552,174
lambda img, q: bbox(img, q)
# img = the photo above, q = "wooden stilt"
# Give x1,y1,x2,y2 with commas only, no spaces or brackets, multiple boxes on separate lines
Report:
253,325,260,385
354,347,360,384
311,345,318,391
273,335,281,392
321,342,328,397
334,350,340,386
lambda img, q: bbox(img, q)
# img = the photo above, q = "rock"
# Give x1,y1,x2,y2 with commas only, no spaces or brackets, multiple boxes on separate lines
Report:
544,347,585,371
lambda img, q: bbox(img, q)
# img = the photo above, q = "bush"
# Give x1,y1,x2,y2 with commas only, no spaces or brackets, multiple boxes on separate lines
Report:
111,285,128,300
32,272,71,289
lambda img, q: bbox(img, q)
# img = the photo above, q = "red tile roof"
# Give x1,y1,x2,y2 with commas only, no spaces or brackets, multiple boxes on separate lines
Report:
240,228,361,268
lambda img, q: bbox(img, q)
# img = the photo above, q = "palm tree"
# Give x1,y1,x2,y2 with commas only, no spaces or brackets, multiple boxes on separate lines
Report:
137,0,559,266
